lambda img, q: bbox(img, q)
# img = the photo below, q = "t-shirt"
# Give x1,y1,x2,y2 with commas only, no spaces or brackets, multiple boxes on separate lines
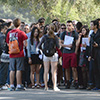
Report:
6,29,28,58
60,31,78,53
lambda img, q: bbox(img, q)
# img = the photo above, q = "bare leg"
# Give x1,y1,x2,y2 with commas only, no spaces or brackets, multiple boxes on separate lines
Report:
72,67,78,81
10,71,15,85
65,68,70,81
30,64,36,86
51,61,58,89
16,71,22,85
36,64,41,85
44,61,50,89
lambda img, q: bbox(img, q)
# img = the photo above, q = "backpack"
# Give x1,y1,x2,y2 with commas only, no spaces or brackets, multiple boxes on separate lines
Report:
8,33,20,54
43,35,56,57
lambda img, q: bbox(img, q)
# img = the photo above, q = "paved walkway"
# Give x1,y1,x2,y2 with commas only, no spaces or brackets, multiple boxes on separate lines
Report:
0,87,100,100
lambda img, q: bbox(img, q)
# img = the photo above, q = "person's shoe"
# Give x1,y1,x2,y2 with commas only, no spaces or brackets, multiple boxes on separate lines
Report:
65,80,70,89
41,83,45,87
36,84,40,89
92,87,100,90
74,80,78,89
54,87,60,91
87,85,94,90
8,87,15,91
32,85,35,89
15,85,25,91
44,87,48,91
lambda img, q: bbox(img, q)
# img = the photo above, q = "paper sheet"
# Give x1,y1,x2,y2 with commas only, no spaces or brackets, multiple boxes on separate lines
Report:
64,35,74,50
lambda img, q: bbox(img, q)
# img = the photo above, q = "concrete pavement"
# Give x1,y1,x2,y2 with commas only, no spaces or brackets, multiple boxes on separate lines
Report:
0,87,100,100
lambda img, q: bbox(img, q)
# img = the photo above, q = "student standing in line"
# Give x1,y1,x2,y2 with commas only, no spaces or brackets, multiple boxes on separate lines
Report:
27,27,42,88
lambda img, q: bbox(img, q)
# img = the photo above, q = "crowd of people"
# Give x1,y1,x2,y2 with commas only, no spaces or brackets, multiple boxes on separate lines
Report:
0,17,100,91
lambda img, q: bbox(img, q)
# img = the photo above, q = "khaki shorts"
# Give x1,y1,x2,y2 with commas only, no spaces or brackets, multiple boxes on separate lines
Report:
43,53,58,62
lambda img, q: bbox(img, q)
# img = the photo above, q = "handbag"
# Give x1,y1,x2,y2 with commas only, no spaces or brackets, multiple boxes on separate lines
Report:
0,52,9,63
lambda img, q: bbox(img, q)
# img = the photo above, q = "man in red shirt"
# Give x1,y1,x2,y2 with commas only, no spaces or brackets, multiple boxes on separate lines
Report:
6,18,28,91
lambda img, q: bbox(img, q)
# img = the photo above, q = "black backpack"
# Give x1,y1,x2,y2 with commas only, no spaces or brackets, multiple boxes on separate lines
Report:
43,35,56,57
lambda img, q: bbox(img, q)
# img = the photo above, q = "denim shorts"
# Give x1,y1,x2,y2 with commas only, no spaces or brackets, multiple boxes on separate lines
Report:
9,57,25,71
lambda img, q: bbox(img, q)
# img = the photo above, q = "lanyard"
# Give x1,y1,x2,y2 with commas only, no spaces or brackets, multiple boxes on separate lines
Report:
66,31,72,36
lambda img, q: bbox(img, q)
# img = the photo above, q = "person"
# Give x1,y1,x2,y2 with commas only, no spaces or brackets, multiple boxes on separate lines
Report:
60,24,66,33
0,24,9,89
97,18,100,29
27,27,42,88
20,22,25,31
38,24,60,91
60,20,78,89
6,18,28,91
38,17,45,28
76,25,89,89
89,20,100,90
24,24,30,34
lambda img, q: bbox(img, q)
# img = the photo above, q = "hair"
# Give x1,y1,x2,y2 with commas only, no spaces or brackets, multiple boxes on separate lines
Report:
92,20,99,29
48,23,55,39
21,22,25,25
30,27,39,45
38,17,45,23
52,19,59,23
43,24,49,34
76,22,83,31
61,23,66,27
82,25,89,36
30,23,36,28
0,24,5,31
97,18,100,22
13,18,21,28
67,20,72,23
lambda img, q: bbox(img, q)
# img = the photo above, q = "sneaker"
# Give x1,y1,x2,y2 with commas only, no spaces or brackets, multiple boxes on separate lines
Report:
74,81,78,89
2,86,8,90
54,87,60,91
36,84,40,89
32,85,35,89
15,86,25,91
87,85,94,90
41,83,45,87
65,80,70,89
92,87,100,90
8,87,15,91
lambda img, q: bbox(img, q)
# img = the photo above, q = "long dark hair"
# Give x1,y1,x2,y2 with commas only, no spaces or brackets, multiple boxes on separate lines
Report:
82,25,89,37
30,27,39,45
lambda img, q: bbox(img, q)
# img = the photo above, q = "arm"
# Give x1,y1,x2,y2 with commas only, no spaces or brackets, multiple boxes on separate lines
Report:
60,32,72,48
75,33,82,54
38,36,45,50
27,39,31,58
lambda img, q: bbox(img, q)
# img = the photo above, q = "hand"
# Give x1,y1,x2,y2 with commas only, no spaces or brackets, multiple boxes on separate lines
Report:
28,58,32,64
68,44,72,48
82,43,86,47
79,33,82,38
93,42,98,47
88,56,91,61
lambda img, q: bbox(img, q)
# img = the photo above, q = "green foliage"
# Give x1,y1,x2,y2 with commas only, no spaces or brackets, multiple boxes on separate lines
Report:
0,0,100,25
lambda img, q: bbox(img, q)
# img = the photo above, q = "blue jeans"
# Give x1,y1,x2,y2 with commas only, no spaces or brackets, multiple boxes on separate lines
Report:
0,62,9,85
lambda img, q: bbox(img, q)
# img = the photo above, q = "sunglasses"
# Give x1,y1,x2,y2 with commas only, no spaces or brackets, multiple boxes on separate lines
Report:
61,28,66,29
